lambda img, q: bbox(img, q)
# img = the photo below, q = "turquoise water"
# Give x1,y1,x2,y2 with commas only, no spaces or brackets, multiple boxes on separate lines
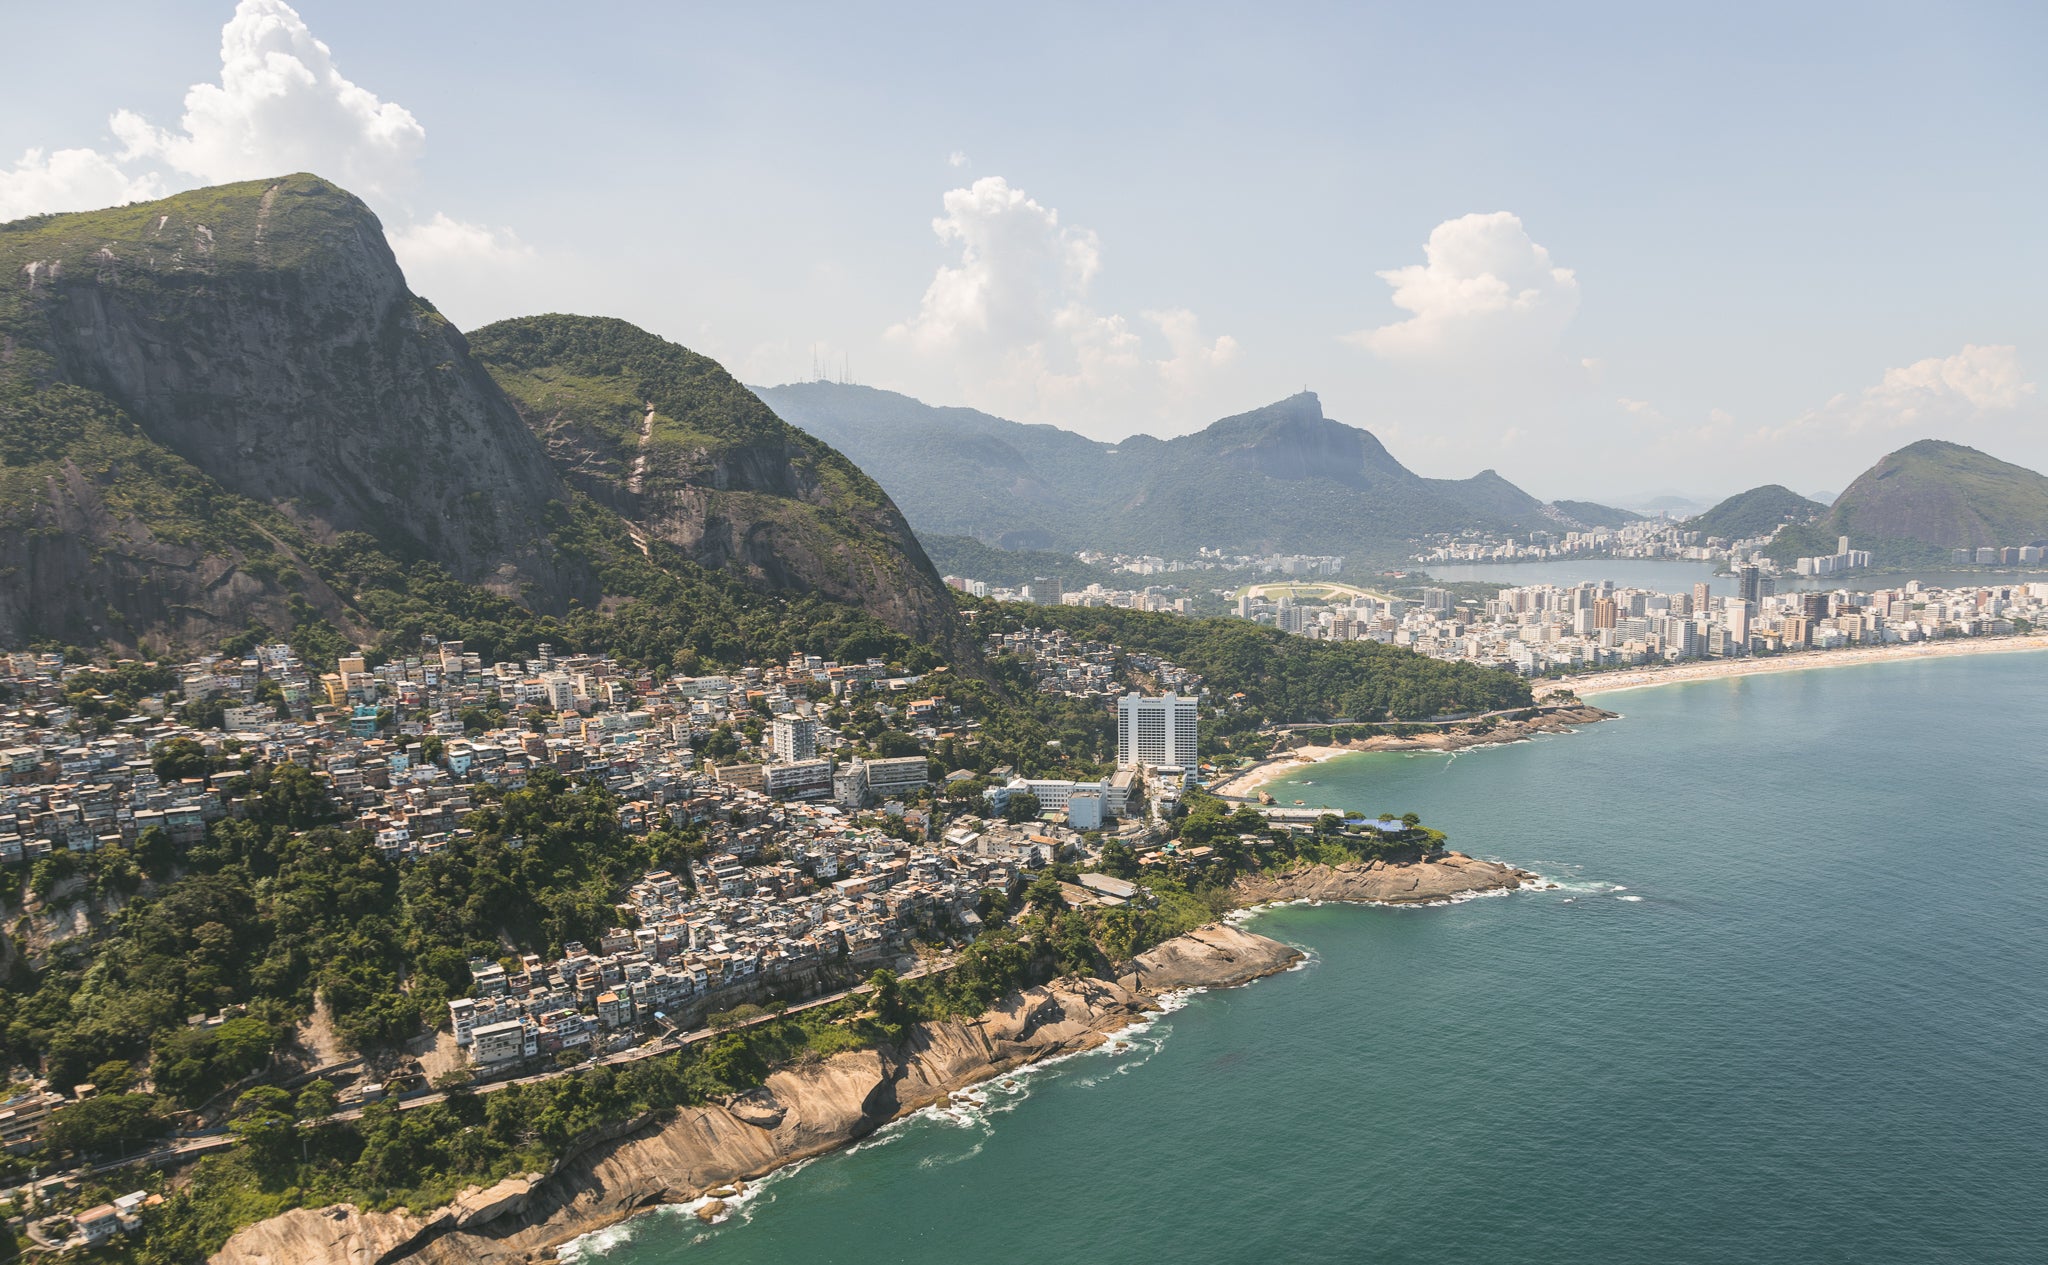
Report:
584,652,2048,1264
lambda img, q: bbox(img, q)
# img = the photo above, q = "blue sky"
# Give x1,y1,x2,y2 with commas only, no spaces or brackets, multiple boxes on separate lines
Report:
5,1,2043,503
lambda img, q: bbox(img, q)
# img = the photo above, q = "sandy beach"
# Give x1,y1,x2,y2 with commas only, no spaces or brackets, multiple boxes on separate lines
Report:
1534,632,2048,699
1209,634,2048,800
1207,704,1614,799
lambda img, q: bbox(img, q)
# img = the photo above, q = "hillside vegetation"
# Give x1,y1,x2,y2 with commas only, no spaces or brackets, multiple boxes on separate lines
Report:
1684,485,1826,541
472,316,955,642
0,176,952,661
1764,441,2048,564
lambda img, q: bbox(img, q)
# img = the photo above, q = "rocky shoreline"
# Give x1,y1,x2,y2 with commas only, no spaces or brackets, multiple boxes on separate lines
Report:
1230,851,1542,906
211,924,1302,1265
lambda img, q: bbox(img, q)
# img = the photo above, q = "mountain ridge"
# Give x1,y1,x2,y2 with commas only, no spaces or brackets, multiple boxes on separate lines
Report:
754,381,1636,562
0,176,953,658
1766,439,2048,564
1683,484,1827,542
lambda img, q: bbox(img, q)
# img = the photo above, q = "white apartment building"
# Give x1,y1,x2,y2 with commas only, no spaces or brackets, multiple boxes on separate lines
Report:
1116,692,1198,771
771,714,818,764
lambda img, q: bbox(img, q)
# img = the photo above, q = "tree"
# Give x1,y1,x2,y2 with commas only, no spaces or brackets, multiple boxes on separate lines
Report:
1099,907,1144,963
295,1079,338,1120
866,969,906,1028
134,825,179,879
42,1093,168,1160
152,736,210,782
1099,840,1138,879
228,1086,297,1162
1002,792,1042,824
86,1060,137,1094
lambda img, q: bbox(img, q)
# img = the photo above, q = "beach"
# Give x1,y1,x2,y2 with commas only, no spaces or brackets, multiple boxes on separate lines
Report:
1535,632,2048,699
1207,703,1614,799
1211,634,2048,800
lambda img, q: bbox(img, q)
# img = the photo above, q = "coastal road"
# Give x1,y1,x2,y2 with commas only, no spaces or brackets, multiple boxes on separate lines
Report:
319,958,951,1122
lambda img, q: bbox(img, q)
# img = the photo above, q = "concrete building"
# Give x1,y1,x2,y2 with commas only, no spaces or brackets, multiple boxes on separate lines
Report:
1116,692,1198,771
770,714,817,764
863,756,929,797
762,758,833,800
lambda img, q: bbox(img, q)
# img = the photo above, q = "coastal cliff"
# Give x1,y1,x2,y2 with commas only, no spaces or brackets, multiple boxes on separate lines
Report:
212,924,1300,1265
1231,851,1540,906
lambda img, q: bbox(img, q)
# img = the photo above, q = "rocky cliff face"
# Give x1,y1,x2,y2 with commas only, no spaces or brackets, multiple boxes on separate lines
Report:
0,177,955,651
2,176,579,615
1231,852,1540,906
211,924,1300,1265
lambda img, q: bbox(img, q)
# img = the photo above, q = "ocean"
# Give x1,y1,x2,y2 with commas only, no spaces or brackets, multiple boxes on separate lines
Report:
578,650,2048,1264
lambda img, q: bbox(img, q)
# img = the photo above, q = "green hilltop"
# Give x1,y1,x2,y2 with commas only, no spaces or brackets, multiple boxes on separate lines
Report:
0,175,955,667
1765,440,2048,565
1684,484,1827,542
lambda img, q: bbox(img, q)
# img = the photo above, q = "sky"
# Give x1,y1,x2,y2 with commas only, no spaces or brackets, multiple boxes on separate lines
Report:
3,0,2044,505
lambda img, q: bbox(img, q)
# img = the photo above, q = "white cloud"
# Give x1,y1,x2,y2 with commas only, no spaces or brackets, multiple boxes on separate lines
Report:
1346,211,1579,362
1770,344,2034,441
383,213,543,326
0,147,165,222
0,0,537,324
115,0,424,192
947,150,969,168
888,176,1237,433
388,213,535,270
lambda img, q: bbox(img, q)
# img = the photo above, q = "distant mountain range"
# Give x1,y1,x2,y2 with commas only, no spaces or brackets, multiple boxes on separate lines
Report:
754,382,1641,564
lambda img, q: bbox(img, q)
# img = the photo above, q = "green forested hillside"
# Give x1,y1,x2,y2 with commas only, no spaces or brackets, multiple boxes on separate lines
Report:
0,176,953,661
1010,603,1533,723
1762,441,2048,565
1684,484,1826,541
471,316,956,643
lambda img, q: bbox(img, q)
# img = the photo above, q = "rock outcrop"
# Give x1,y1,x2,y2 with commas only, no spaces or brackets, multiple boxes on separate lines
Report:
1128,921,1303,991
212,924,1301,1265
1231,852,1540,906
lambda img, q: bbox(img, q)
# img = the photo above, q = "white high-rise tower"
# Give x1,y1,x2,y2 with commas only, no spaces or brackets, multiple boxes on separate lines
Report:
1117,693,1198,770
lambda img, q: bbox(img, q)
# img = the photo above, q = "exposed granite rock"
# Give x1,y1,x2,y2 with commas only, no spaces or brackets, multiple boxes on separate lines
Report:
212,924,1298,1265
1129,922,1303,991
1231,852,1539,906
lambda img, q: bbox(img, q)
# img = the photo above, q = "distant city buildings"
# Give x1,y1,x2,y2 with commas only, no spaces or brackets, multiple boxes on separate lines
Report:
1416,516,1752,566
1795,536,1873,577
1952,545,2047,565
1228,574,2046,677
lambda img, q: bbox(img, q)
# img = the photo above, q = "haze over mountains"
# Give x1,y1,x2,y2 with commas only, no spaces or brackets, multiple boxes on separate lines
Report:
756,382,1642,564
4,173,2045,665
762,381,2048,574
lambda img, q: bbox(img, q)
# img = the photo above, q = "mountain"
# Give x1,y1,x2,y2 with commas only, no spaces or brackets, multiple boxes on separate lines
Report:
1683,485,1826,541
1550,500,1646,528
0,175,951,656
468,316,954,643
755,382,1619,561
1768,440,2048,564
